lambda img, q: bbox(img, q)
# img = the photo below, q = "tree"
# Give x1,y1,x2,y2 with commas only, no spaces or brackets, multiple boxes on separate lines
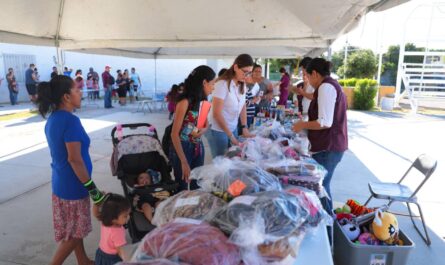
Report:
269,58,299,74
381,43,425,85
329,45,360,76
338,49,378,79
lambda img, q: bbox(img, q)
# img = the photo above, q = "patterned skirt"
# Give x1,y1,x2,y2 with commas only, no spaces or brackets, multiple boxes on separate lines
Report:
52,194,92,242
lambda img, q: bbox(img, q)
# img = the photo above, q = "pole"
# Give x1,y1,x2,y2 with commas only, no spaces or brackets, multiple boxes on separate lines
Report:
55,47,64,73
265,58,269,79
327,40,332,61
154,55,157,97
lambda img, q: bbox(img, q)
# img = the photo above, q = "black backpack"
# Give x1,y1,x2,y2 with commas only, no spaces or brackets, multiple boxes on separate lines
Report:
162,123,173,156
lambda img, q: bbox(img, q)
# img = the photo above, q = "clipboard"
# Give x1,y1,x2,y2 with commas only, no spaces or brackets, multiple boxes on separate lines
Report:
197,101,211,129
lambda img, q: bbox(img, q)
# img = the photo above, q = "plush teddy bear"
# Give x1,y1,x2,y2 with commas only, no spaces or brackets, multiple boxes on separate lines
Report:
372,210,399,245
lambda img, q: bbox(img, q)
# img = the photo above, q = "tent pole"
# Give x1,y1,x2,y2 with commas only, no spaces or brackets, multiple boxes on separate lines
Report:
153,48,162,97
154,55,157,97
54,0,66,74
55,47,64,73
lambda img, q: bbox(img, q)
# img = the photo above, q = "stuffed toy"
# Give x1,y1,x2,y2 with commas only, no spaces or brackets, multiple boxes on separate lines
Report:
356,232,381,245
335,213,354,221
339,219,360,241
346,199,374,216
372,210,399,245
334,204,351,214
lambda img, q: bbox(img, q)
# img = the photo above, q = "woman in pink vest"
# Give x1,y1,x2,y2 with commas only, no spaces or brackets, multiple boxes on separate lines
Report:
292,58,348,213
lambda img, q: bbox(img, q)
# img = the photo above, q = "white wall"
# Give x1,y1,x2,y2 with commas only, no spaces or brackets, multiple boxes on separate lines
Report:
0,43,223,104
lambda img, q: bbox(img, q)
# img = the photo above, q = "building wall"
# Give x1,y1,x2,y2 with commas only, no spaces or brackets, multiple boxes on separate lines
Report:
0,43,217,104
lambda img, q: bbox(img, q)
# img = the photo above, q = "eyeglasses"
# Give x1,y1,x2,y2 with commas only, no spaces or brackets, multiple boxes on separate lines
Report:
239,68,252,77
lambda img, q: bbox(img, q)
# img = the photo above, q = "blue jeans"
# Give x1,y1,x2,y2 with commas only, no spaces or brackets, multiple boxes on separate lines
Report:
170,141,204,192
104,88,112,108
312,151,344,214
206,128,238,158
8,88,18,105
247,116,254,129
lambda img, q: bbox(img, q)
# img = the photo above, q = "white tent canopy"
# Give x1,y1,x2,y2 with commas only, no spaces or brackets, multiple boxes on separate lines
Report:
0,0,410,58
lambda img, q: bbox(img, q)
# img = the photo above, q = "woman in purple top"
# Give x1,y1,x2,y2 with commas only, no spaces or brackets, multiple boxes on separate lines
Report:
278,67,290,105
291,58,348,213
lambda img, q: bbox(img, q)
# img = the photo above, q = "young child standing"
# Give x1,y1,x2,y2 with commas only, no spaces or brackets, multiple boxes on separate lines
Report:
86,76,94,100
92,78,100,100
95,193,130,265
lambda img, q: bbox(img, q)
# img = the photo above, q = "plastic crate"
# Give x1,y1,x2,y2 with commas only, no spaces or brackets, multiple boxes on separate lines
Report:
334,221,415,265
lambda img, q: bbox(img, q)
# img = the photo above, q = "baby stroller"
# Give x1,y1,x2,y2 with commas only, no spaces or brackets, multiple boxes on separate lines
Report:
111,123,178,242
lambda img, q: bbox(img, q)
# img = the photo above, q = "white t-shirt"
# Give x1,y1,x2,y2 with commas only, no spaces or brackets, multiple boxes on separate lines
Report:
210,79,246,132
317,83,337,128
302,84,315,114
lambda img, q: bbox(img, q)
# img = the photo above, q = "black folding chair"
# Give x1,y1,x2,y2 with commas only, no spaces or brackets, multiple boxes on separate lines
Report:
364,154,437,245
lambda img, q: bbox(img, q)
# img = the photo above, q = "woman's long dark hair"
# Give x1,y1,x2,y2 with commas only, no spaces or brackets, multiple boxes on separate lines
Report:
177,65,215,111
306,58,331,77
36,75,74,118
167,84,179,102
218,54,254,94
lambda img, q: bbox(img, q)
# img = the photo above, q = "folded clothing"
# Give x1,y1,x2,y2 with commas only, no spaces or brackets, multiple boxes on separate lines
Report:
211,191,308,239
133,220,241,265
152,190,226,226
190,157,281,200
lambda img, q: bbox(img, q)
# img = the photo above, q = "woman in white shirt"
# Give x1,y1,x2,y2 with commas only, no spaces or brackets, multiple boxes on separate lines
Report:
207,54,254,158
292,58,348,214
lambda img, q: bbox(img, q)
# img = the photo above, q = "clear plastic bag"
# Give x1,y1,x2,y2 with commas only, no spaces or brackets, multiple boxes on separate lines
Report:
253,120,295,140
152,190,226,226
264,158,327,196
117,259,190,265
209,191,309,263
190,157,282,199
241,137,279,162
132,219,241,265
285,186,333,231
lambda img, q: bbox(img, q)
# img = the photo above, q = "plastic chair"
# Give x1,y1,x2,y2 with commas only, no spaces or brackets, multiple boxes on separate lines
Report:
153,92,167,111
364,154,437,245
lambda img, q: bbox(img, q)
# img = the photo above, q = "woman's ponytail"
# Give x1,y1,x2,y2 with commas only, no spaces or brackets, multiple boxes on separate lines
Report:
35,75,74,118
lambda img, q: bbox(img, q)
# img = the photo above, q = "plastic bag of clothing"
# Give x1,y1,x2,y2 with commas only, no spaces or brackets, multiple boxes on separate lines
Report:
210,191,309,263
132,219,241,265
152,190,226,226
117,259,190,265
264,158,327,196
253,120,287,140
190,157,282,200
237,136,287,163
285,186,333,231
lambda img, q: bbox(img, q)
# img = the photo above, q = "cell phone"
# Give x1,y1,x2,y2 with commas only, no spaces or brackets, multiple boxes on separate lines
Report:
259,91,264,97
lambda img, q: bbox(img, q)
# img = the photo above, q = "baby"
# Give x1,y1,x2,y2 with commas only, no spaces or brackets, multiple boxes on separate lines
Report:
134,172,169,222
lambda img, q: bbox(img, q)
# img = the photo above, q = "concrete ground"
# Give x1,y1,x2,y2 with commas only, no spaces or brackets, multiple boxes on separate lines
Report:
0,101,444,265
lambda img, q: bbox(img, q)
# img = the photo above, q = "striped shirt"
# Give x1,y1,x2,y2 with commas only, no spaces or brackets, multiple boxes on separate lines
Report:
246,88,256,118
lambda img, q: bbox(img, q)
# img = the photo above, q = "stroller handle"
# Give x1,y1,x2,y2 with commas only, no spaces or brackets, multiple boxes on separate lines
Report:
111,123,159,145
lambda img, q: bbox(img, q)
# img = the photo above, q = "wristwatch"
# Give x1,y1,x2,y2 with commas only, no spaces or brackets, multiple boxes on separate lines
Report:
240,124,247,129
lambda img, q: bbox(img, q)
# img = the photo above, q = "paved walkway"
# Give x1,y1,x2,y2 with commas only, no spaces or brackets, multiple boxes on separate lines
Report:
0,103,444,265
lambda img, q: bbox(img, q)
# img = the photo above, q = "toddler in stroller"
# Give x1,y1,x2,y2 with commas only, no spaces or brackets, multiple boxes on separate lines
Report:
133,171,170,222
110,123,179,242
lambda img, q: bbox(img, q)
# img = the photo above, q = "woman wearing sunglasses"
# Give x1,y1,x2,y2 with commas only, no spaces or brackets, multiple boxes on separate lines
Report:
207,54,254,157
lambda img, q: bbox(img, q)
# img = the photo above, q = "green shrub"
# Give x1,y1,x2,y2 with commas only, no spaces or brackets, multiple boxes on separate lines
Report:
353,79,378,110
338,78,358,87
346,78,358,87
